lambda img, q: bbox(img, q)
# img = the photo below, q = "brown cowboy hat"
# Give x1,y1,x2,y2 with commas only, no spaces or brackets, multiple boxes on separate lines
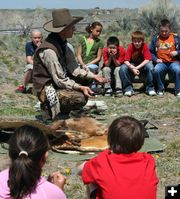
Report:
43,8,83,33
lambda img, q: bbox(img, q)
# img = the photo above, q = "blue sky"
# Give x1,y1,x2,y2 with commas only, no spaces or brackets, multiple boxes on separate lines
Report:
0,0,179,9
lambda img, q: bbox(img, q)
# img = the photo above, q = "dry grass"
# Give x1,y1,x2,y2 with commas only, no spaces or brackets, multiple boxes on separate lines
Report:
0,83,179,199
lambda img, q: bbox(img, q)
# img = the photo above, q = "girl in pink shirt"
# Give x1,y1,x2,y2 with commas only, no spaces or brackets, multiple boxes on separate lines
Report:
0,125,67,199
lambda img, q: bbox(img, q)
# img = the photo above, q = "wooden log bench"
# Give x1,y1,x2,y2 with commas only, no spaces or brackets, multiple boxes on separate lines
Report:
133,73,173,84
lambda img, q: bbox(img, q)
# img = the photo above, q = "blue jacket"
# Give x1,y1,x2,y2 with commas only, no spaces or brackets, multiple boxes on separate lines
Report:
149,33,180,62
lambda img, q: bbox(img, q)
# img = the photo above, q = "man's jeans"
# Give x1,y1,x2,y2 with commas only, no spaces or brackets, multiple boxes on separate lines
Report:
153,62,180,92
119,62,155,92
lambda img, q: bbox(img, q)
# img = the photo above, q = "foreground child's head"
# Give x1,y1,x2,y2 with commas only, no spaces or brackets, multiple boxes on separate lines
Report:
108,116,145,154
132,31,144,49
85,21,103,39
8,125,49,199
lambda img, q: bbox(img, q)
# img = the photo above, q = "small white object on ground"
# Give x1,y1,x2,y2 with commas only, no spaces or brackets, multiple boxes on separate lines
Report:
84,100,108,112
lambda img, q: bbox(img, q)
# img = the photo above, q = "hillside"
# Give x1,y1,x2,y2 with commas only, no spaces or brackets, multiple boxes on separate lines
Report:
0,8,138,34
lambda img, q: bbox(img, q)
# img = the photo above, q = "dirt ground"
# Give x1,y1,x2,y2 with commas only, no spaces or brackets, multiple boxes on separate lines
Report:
0,83,180,199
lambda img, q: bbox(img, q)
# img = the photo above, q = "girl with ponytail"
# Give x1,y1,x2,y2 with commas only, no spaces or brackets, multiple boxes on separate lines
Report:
0,125,67,199
77,21,104,74
77,21,104,92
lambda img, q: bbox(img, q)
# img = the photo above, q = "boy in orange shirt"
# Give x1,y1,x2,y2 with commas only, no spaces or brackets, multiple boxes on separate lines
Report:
149,19,180,96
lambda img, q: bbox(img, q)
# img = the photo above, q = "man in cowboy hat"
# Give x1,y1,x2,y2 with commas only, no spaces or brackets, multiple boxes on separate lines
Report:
33,8,106,120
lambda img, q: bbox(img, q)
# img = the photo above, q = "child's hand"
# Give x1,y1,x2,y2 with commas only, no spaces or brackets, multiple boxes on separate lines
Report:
108,49,117,57
111,49,117,56
132,68,140,76
36,41,42,47
156,59,163,63
48,171,67,190
77,161,87,176
108,48,112,55
170,51,178,57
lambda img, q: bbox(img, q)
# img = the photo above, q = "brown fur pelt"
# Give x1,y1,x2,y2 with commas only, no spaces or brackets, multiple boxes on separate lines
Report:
49,117,107,140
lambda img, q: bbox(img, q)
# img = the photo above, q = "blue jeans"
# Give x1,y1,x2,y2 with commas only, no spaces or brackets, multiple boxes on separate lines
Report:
119,62,155,92
87,64,99,74
153,62,180,92
87,64,99,90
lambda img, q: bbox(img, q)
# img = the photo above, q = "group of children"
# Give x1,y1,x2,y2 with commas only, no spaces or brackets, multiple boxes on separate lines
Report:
17,19,180,97
0,116,158,199
76,19,180,97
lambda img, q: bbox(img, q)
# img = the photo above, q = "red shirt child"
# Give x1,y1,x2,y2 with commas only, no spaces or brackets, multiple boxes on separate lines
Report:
82,149,158,199
121,31,156,97
102,36,126,96
103,46,126,66
79,116,158,199
125,42,152,65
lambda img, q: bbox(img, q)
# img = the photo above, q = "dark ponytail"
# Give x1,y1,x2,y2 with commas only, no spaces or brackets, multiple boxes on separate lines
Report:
85,21,103,34
8,125,49,199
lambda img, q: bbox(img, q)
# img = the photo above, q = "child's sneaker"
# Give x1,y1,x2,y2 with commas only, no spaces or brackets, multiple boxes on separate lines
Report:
175,90,180,97
147,90,156,96
114,88,123,97
16,85,26,93
124,90,134,97
104,88,113,96
157,91,164,96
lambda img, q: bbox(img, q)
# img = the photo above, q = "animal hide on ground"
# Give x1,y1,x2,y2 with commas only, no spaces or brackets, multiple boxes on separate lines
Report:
0,117,108,152
0,117,152,153
49,117,108,152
